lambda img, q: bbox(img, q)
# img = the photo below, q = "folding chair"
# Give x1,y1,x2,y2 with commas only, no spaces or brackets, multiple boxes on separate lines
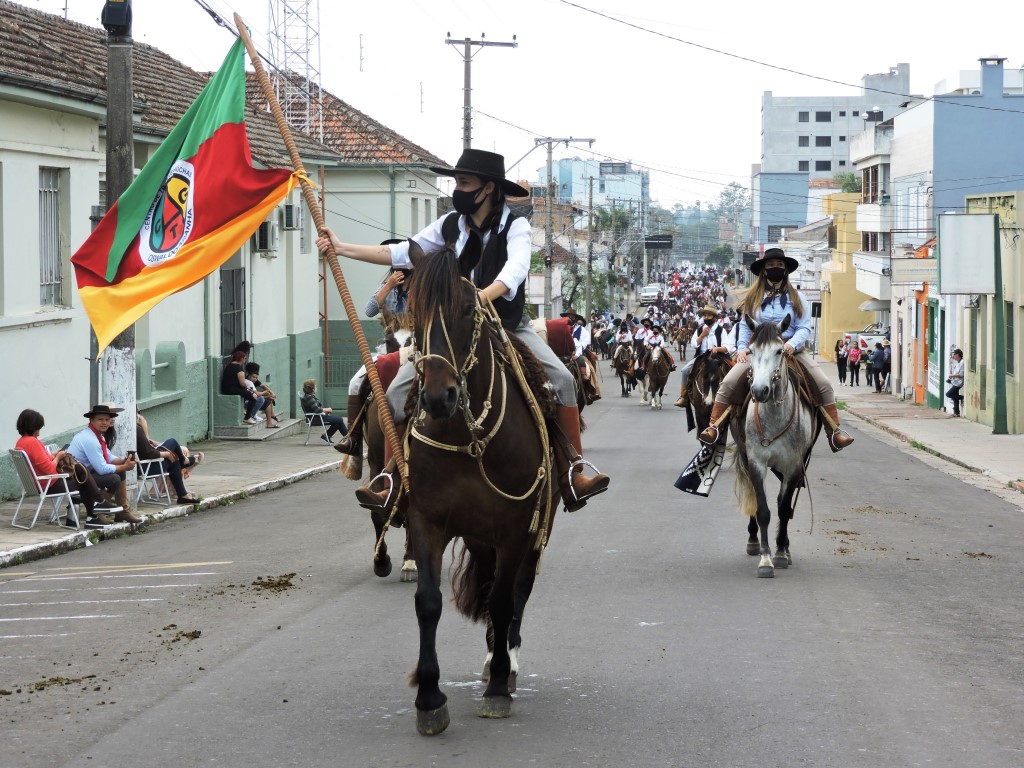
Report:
9,448,80,530
300,391,331,445
136,457,172,506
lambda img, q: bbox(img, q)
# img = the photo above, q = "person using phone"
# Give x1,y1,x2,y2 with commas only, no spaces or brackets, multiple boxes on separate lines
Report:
14,409,120,526
67,403,143,524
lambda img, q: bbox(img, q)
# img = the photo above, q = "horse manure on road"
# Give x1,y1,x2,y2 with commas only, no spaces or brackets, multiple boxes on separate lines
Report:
251,573,297,592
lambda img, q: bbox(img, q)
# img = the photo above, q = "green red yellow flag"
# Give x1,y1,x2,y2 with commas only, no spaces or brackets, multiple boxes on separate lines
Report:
72,37,297,354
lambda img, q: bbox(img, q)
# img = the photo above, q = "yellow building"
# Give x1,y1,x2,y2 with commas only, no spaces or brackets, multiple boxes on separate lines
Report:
819,193,878,361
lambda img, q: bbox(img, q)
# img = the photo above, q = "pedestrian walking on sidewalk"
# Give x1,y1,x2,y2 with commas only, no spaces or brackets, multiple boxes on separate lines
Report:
870,343,886,393
847,345,862,386
946,348,965,416
834,339,848,384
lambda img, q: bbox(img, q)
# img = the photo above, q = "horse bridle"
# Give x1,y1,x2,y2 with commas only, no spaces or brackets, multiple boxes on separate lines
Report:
410,285,549,505
746,344,798,446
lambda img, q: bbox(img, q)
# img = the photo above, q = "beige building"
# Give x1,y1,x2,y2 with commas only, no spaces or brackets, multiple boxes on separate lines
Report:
818,193,876,360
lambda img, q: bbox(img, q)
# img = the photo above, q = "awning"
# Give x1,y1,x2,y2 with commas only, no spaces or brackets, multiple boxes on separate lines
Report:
858,299,890,311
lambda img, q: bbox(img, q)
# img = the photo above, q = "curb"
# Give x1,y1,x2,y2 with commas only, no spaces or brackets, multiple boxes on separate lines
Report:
0,459,341,570
844,406,990,477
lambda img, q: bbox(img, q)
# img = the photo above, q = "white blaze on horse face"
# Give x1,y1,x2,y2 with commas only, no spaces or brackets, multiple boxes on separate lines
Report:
748,337,783,402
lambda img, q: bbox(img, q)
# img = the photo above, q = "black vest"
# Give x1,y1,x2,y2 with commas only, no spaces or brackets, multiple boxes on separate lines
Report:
441,211,525,330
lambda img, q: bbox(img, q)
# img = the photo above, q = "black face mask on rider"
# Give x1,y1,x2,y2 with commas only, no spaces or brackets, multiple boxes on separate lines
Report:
764,267,787,284
452,186,487,217
704,317,715,327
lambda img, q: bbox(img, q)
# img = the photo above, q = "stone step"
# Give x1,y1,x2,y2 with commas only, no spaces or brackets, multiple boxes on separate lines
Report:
213,418,305,441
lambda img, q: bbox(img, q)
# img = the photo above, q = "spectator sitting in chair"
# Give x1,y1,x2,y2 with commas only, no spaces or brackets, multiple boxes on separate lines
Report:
135,411,200,505
15,408,121,526
300,379,347,445
67,403,143,524
245,362,281,427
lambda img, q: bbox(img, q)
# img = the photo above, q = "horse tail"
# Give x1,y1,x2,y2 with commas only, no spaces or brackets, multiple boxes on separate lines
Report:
450,541,492,622
732,437,758,518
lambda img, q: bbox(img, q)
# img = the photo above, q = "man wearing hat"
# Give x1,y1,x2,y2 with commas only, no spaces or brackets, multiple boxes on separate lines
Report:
699,248,854,452
67,404,144,524
675,304,733,408
645,322,676,370
316,149,609,514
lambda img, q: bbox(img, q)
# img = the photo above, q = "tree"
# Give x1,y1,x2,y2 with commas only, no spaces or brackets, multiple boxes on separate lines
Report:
833,172,862,193
706,243,733,271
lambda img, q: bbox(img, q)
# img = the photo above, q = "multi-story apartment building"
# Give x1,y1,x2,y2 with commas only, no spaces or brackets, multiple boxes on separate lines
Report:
752,64,913,244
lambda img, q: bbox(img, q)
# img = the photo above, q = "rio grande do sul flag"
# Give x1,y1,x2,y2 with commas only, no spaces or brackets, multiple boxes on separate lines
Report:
72,37,297,354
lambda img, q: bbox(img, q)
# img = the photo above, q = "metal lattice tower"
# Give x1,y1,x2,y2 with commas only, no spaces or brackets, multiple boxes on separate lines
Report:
267,0,323,142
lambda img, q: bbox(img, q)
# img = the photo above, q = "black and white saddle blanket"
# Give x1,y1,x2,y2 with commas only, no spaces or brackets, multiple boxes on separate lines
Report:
674,441,727,497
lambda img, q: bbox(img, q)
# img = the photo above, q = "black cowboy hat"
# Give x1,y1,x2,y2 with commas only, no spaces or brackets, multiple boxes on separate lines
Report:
560,311,586,325
750,247,799,276
640,317,653,327
430,149,530,198
651,323,663,332
84,403,123,419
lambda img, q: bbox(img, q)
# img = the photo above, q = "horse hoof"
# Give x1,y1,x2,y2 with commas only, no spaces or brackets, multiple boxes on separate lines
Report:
774,549,791,568
400,560,418,582
746,541,759,556
478,695,512,719
757,565,775,578
373,556,393,578
416,703,451,735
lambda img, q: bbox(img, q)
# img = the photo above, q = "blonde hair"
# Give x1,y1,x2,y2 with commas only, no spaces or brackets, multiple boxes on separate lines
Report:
302,379,317,394
738,273,804,319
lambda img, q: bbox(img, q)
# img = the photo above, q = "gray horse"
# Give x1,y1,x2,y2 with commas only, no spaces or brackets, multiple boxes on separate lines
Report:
731,315,820,578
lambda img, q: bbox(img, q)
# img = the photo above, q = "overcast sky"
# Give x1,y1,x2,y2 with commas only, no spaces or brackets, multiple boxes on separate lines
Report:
30,0,1024,210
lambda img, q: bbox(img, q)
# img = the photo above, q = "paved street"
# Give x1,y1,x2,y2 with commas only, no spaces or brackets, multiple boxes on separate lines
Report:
2,369,1023,768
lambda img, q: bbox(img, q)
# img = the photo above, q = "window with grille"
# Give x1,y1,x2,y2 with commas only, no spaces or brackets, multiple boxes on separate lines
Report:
39,167,64,307
798,136,809,147
220,267,246,356
1007,301,1015,375
815,111,831,122
798,161,809,172
815,136,831,147
798,112,809,122
815,160,832,171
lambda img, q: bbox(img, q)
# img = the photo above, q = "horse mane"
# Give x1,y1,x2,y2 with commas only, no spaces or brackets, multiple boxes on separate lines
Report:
407,244,465,330
748,320,782,348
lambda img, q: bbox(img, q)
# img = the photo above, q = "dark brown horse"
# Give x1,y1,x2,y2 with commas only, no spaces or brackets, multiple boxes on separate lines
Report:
684,351,735,437
644,345,672,410
403,241,558,735
611,341,635,397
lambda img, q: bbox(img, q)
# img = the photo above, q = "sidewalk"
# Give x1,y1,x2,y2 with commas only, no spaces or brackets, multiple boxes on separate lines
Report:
821,359,1024,493
0,431,344,568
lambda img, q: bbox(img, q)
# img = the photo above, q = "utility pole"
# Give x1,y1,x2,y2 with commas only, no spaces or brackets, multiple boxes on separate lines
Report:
536,136,595,319
445,33,517,150
586,176,594,319
101,0,137,510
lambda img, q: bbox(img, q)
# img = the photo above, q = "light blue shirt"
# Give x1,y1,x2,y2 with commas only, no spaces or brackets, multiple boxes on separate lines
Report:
737,290,812,353
68,426,118,475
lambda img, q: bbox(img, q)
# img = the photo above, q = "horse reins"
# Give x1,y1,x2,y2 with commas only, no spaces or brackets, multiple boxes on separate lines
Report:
408,288,553,552
748,351,799,447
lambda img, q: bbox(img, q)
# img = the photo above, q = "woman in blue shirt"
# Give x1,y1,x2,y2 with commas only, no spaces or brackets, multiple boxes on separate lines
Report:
699,248,854,452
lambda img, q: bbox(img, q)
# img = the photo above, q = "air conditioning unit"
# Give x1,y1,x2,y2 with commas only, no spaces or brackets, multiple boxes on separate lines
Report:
252,221,278,253
282,203,302,230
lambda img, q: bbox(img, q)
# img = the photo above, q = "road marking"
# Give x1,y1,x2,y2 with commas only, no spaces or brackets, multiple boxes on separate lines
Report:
16,572,221,582
0,614,123,622
3,584,205,594
42,561,233,572
0,633,74,640
0,599,164,607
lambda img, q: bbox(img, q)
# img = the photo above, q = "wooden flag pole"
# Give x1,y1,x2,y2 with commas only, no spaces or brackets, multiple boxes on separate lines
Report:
233,14,407,489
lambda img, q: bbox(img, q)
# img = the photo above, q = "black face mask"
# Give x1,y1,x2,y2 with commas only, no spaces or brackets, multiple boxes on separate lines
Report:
452,187,486,217
764,267,787,283
704,317,715,327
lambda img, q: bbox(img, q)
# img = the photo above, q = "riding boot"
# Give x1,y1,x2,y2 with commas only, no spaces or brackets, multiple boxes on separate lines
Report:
354,423,405,512
820,403,855,453
553,405,610,512
674,380,689,409
698,400,730,445
334,394,364,456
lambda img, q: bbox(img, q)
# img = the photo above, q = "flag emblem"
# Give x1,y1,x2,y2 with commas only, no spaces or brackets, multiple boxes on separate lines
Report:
141,160,195,266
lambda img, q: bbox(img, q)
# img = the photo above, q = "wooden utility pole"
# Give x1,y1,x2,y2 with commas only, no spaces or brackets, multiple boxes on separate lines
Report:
101,0,137,509
445,33,517,149
535,136,595,319
586,176,593,319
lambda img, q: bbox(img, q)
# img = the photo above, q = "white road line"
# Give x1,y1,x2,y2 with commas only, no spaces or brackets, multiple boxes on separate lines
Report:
0,614,123,622
3,584,205,594
16,572,221,582
0,633,74,639
0,599,165,607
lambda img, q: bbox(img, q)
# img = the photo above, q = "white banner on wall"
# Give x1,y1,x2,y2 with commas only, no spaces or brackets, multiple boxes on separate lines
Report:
937,213,997,294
